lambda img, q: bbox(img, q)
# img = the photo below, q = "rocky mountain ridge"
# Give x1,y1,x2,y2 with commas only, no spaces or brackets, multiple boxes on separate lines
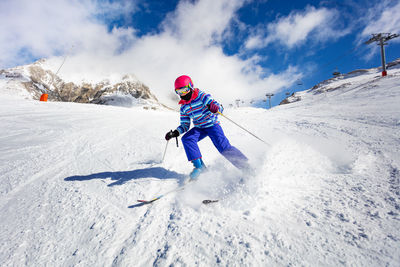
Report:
0,59,162,109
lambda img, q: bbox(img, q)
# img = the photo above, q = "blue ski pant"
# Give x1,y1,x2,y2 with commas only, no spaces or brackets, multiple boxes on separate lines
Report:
181,124,248,169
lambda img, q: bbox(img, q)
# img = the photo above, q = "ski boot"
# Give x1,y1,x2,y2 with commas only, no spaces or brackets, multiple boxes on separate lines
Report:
189,158,206,180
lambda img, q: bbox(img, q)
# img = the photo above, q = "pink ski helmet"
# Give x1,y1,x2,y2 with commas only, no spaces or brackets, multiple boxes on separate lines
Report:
174,75,193,90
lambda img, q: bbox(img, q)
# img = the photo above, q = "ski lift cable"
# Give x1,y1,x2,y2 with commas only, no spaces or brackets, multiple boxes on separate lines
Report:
289,44,362,93
293,45,360,88
299,43,363,85
318,44,362,73
55,45,74,76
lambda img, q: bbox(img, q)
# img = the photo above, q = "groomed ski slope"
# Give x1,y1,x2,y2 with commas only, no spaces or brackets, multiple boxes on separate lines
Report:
1,67,400,266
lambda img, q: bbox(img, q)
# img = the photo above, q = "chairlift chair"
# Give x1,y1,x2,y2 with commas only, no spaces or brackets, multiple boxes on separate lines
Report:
333,67,341,77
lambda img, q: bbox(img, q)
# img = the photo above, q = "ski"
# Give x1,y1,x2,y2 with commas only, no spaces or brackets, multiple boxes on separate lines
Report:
202,199,219,204
137,197,163,204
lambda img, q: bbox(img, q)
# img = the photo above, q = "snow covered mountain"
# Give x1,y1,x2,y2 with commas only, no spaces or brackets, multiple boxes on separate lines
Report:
0,59,161,109
0,61,399,266
280,58,400,105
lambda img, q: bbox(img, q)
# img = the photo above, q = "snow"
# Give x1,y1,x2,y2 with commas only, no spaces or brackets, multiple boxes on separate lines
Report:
1,66,400,266
0,75,33,100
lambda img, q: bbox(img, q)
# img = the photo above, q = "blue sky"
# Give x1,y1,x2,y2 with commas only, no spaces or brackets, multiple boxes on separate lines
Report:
1,0,399,107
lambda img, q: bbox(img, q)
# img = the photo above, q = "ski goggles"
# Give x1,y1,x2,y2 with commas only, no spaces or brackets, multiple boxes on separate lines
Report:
175,86,191,96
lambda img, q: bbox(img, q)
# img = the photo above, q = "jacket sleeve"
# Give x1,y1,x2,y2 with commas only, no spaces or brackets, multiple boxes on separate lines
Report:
176,108,191,134
202,92,224,113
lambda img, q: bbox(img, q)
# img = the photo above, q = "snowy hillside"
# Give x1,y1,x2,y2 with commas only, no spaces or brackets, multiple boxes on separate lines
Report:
281,58,400,105
1,64,400,266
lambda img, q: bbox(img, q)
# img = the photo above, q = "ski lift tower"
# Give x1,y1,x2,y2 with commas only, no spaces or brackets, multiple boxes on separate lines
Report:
265,93,274,109
235,99,240,108
365,33,399,76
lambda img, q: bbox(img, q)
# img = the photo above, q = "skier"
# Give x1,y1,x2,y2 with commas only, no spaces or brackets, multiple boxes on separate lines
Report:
165,75,250,179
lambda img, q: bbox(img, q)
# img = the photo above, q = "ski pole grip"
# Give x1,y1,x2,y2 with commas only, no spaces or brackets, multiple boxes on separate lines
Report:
169,130,178,147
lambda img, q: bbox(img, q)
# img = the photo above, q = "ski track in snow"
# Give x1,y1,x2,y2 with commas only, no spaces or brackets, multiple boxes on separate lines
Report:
1,69,400,266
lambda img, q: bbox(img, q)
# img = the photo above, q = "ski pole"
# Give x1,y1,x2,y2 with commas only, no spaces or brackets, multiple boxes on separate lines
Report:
161,130,179,163
218,111,271,147
161,139,170,163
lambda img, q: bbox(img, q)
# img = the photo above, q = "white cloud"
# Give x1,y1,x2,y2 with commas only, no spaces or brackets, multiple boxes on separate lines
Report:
245,35,264,50
357,0,400,61
0,0,303,107
361,1,400,38
0,0,136,67
115,34,302,105
163,0,244,46
245,6,349,49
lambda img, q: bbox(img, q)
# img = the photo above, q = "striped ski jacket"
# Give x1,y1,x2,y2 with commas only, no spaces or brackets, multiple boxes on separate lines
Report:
176,88,224,134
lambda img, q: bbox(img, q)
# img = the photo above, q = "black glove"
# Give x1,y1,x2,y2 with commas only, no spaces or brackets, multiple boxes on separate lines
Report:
165,130,180,141
207,102,219,113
